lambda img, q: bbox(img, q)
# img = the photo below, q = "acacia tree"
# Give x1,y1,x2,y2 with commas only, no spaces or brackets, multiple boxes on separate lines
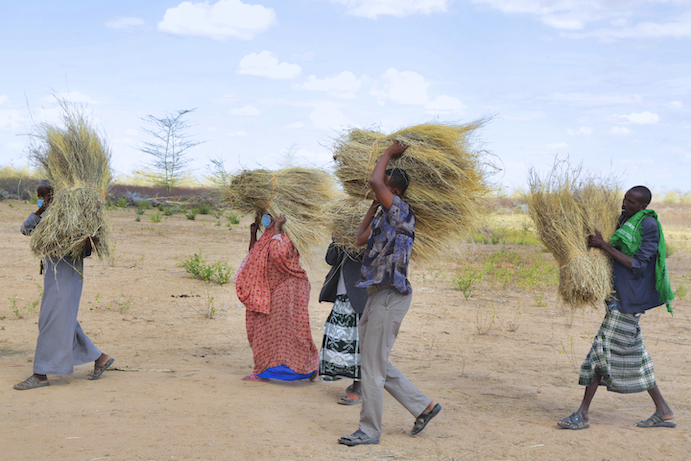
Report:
139,108,203,191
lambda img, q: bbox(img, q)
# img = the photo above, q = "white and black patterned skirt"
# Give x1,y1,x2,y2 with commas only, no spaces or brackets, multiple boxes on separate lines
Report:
319,294,361,381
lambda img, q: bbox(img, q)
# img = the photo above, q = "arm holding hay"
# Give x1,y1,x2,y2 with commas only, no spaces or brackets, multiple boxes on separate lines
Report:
370,141,408,210
355,141,408,246
588,228,634,270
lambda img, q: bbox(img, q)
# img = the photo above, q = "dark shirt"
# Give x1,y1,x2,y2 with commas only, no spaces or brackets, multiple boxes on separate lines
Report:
611,215,662,313
318,243,368,313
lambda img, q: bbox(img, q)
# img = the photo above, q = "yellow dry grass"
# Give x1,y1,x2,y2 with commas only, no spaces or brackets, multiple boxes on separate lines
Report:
526,163,621,308
332,121,494,262
222,167,339,259
28,101,112,262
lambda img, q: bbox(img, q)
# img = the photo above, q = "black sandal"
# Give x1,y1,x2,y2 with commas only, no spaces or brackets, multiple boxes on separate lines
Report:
411,403,442,435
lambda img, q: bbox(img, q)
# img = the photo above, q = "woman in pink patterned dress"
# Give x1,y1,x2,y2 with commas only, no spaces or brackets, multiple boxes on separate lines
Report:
235,214,319,381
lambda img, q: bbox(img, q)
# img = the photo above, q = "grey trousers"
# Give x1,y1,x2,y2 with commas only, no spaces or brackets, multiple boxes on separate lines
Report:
34,258,101,375
357,285,431,438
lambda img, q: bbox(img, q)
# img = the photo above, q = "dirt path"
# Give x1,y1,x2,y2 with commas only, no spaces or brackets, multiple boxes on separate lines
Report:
1,201,689,460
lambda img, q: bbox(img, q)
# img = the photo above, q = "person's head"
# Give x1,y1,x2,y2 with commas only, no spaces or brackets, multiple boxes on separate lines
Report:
36,180,53,207
622,185,651,219
36,179,52,198
260,213,273,228
384,168,410,197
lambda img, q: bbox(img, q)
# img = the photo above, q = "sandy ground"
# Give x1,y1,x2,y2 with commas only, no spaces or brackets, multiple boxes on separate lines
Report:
1,200,690,461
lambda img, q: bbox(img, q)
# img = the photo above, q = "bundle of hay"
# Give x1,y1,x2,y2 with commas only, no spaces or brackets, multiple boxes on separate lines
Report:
328,195,372,252
29,102,112,262
223,167,339,258
332,121,494,261
526,163,621,308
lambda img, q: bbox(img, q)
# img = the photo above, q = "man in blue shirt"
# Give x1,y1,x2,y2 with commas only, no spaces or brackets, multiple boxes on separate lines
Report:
558,186,675,430
338,141,441,446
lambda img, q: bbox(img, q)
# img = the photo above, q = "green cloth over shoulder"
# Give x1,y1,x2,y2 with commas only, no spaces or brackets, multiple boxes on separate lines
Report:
610,209,674,314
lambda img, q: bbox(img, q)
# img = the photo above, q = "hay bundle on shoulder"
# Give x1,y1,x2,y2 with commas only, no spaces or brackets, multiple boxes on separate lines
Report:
328,195,372,252
223,167,339,259
526,163,620,308
332,121,494,262
29,102,112,262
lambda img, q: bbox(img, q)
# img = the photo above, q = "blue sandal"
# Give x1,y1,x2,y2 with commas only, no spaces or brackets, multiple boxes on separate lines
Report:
14,375,50,390
338,430,379,446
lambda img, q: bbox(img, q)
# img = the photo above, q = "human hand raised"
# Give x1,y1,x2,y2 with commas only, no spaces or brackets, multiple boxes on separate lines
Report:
384,141,408,158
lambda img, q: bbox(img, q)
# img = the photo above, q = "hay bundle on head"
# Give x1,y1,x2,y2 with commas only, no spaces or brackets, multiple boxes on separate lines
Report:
223,167,339,258
332,121,494,262
29,102,112,262
527,163,621,308
328,195,372,252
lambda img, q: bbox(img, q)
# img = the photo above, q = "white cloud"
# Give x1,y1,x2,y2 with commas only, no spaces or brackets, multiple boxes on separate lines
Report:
621,111,659,124
40,91,100,104
237,51,301,79
472,0,691,40
0,108,24,130
542,15,583,30
309,101,350,130
567,126,593,137
106,17,145,30
567,16,691,40
665,101,683,109
229,105,260,116
550,92,641,106
370,68,429,105
286,121,305,128
227,130,248,136
158,0,276,41
328,0,448,19
297,71,361,99
125,128,138,136
610,126,633,136
547,142,569,150
425,95,467,115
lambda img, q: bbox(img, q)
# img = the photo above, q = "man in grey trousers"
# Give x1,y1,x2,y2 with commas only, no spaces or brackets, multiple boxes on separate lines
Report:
338,142,441,446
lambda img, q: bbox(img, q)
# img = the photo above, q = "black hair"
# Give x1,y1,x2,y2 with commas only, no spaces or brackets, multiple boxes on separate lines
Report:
630,185,652,206
385,168,410,195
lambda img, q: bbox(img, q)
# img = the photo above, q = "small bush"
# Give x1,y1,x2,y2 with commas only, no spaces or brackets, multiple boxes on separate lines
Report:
453,269,482,299
180,251,234,285
195,203,212,215
136,200,152,209
186,210,197,220
226,212,240,226
163,207,173,216
150,212,162,223
116,196,128,208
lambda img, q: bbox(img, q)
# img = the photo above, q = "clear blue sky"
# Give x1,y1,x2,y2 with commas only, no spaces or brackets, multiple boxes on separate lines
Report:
1,0,689,193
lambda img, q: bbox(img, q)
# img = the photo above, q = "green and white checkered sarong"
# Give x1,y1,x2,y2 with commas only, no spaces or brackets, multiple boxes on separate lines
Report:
579,305,656,394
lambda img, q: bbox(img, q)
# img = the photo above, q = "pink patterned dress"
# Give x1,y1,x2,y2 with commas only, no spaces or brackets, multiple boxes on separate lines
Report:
236,228,319,378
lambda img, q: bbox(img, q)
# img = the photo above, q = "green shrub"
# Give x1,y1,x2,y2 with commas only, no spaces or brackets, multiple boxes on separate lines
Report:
226,212,240,226
150,212,162,223
116,197,128,208
135,200,152,209
453,269,483,299
195,203,212,215
186,210,197,220
180,251,234,285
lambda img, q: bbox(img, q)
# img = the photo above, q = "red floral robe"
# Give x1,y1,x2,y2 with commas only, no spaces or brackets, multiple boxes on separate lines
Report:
236,229,319,375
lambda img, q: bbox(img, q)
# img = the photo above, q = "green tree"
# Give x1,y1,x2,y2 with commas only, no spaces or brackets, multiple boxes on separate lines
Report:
138,109,203,191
